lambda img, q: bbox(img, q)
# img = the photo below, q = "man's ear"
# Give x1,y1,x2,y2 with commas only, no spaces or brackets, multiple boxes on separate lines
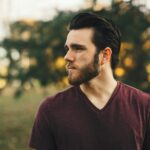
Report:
101,47,112,65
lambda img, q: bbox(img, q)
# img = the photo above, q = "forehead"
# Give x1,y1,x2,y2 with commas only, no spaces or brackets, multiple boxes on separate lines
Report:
65,28,94,45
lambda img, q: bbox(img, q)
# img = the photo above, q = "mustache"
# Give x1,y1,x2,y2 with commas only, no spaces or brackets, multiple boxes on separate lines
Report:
66,63,77,69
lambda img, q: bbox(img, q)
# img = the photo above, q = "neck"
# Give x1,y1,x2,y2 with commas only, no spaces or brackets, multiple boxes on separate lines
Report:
80,66,117,100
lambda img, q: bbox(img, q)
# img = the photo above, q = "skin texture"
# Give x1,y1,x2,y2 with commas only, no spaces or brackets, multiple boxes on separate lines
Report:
64,28,100,85
64,28,117,110
32,28,112,150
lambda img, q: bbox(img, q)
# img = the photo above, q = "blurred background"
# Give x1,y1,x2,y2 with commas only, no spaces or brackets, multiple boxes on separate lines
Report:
0,0,150,149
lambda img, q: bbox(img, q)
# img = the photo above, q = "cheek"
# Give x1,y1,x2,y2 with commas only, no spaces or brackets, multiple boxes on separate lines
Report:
76,54,92,63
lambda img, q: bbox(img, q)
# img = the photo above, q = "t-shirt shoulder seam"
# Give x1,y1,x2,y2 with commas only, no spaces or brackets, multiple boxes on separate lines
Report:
120,82,150,96
120,82,150,105
39,86,76,110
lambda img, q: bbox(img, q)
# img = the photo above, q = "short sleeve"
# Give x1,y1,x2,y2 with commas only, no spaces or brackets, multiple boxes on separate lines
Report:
29,101,57,150
142,99,150,150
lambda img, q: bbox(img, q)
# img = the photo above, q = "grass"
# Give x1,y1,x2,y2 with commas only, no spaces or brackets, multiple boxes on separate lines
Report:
0,85,63,150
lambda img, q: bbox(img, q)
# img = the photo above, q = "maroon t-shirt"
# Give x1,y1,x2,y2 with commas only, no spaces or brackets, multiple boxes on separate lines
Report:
29,82,150,150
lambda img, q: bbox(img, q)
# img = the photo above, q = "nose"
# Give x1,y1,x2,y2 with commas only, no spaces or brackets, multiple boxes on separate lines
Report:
64,50,75,62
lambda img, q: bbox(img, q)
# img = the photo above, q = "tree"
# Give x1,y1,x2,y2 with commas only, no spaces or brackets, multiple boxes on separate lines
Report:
1,1,150,96
1,11,75,96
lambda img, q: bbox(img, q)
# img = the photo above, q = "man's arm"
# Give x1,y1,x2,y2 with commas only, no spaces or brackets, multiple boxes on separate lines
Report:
142,100,150,150
29,99,57,150
142,121,150,149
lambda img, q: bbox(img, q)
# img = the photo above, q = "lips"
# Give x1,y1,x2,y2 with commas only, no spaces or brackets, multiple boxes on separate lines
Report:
66,64,76,70
67,67,76,70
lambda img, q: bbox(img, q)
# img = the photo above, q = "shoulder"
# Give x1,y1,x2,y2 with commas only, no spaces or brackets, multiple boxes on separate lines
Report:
120,82,150,98
119,82,150,105
38,86,78,113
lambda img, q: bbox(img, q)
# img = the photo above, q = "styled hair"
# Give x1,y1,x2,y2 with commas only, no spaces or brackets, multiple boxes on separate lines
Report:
68,12,121,70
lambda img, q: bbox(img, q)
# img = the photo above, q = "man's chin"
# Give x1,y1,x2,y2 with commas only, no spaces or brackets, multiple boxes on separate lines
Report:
68,77,83,86
68,80,81,86
68,74,98,86
68,77,91,86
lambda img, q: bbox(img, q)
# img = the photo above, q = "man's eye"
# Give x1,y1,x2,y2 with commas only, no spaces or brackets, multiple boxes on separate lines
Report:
74,47,81,50
73,47,85,51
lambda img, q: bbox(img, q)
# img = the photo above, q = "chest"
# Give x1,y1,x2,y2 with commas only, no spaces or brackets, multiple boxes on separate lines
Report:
51,101,146,150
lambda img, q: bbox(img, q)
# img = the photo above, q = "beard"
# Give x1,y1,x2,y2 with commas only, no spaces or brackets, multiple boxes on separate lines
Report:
66,52,100,86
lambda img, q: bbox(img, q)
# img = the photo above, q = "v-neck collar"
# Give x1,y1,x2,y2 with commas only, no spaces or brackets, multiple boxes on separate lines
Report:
77,81,121,114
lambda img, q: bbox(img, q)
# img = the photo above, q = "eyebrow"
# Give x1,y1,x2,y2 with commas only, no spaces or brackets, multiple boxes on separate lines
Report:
64,43,87,50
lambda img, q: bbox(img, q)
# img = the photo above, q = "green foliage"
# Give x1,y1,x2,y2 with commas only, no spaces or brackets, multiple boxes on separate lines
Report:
1,2,150,94
1,11,75,95
86,1,150,92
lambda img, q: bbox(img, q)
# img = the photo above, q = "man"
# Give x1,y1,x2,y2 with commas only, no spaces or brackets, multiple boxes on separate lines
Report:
29,12,150,150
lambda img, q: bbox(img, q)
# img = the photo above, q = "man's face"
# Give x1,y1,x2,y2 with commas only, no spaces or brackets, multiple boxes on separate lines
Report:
64,28,101,85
